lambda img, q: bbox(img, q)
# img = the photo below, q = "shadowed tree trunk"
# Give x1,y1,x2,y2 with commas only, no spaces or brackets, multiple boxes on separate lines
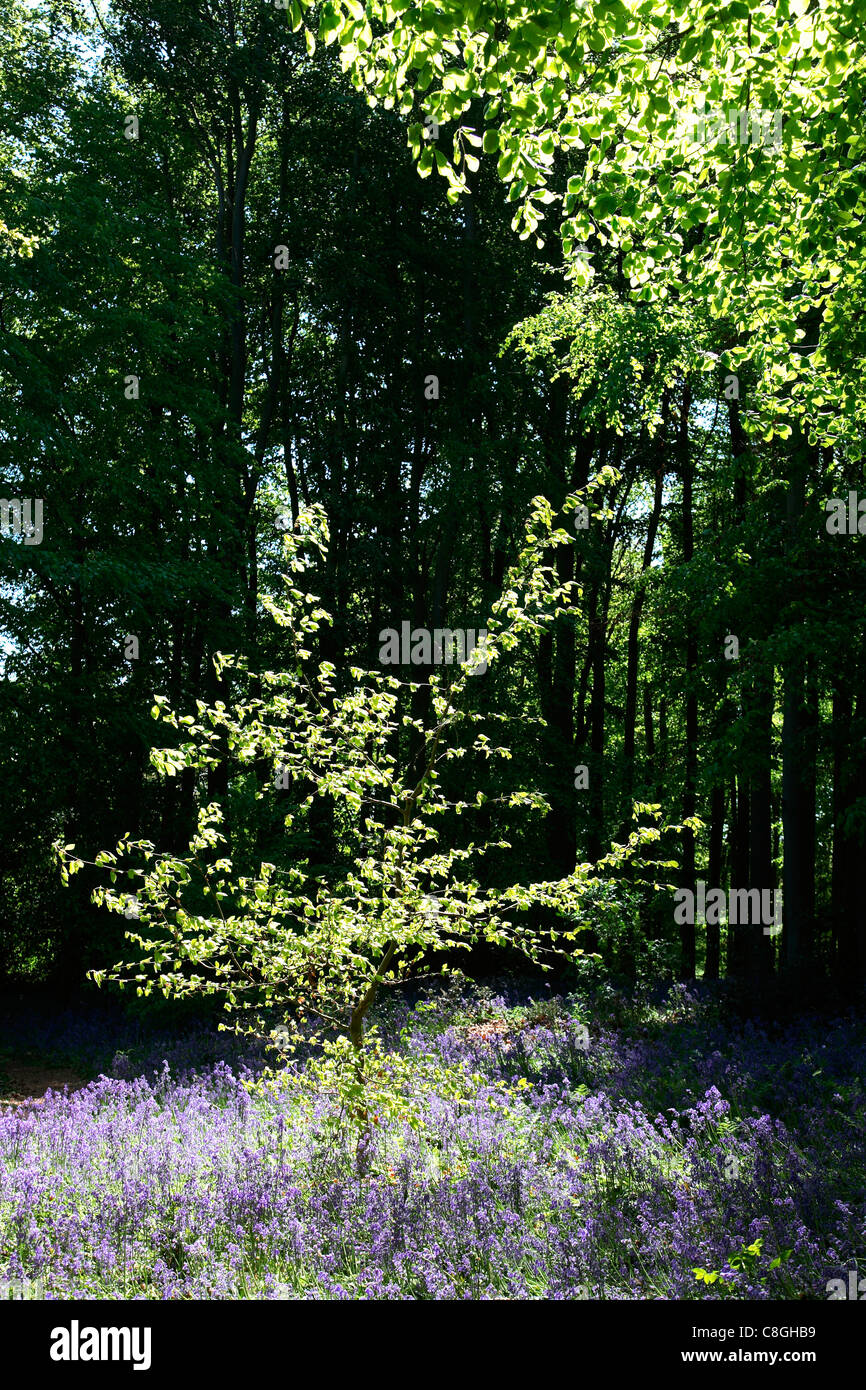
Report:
747,662,776,977
622,407,667,825
781,428,818,987
679,381,696,979
706,782,724,980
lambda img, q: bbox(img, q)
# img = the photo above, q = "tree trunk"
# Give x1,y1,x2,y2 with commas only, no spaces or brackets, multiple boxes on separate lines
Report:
706,782,724,981
780,430,818,987
623,417,666,822
679,382,697,979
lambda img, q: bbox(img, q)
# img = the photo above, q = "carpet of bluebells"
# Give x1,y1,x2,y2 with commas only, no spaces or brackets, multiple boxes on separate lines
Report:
1,979,864,1300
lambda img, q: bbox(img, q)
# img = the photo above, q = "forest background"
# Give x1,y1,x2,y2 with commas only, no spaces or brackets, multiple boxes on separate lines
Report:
1,0,865,1010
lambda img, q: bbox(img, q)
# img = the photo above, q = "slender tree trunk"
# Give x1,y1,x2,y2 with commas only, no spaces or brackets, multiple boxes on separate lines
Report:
747,663,776,977
643,679,656,798
706,782,724,980
847,687,866,987
587,580,607,862
623,420,666,822
679,382,697,979
727,770,750,977
780,430,817,987
831,684,855,984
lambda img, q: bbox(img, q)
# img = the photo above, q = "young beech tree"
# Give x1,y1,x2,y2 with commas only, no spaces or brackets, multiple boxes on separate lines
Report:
56,497,688,1107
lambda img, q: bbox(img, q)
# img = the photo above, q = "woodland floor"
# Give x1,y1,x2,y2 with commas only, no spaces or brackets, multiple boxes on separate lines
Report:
0,1062,87,1106
1,981,864,1299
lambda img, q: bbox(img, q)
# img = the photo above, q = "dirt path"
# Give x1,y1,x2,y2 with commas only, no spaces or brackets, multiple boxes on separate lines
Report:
0,1062,87,1107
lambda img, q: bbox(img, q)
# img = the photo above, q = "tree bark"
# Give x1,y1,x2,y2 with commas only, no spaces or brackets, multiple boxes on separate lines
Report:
679,381,697,979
